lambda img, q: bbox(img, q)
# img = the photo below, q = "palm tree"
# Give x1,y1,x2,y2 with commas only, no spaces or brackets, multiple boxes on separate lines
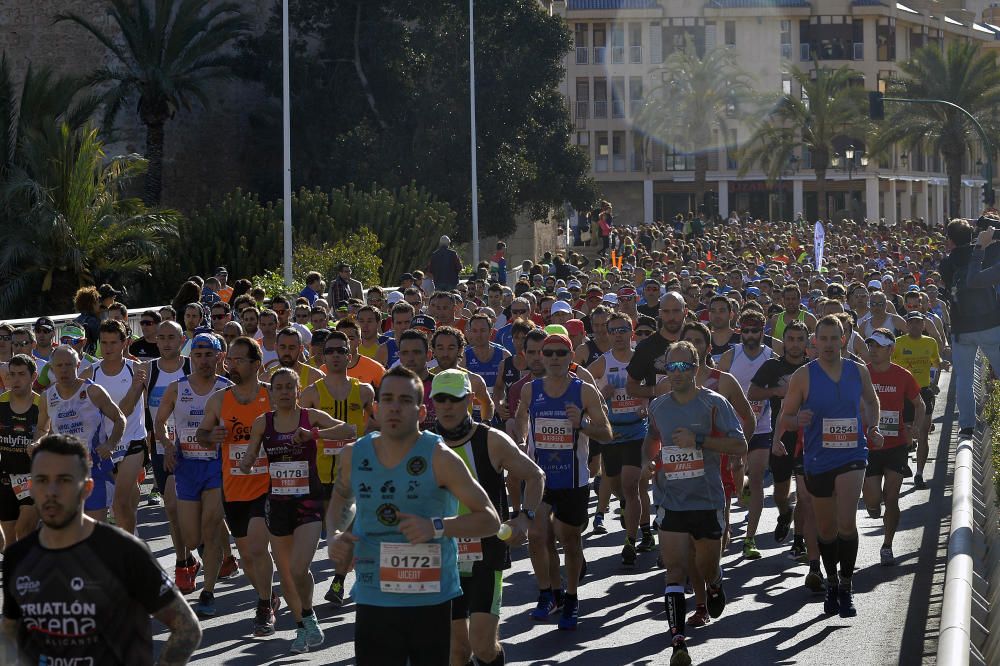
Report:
55,0,249,205
637,44,755,214
0,124,180,314
874,41,1000,218
740,64,869,221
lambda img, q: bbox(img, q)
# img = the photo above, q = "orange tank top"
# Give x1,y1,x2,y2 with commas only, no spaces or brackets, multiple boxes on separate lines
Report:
220,384,272,501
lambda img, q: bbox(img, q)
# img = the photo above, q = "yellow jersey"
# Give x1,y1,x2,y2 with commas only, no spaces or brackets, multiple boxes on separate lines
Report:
892,335,939,388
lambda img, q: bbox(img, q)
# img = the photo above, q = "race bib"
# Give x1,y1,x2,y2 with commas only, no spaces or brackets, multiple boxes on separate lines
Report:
534,417,574,450
457,537,483,563
659,446,705,480
178,427,216,460
9,473,30,501
269,460,310,496
750,400,766,419
322,425,357,457
229,444,267,476
379,542,442,593
878,410,900,437
611,390,642,416
822,418,858,449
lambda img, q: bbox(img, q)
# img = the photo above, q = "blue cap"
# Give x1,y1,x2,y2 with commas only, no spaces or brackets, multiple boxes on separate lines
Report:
746,287,761,296
191,333,222,351
906,284,921,292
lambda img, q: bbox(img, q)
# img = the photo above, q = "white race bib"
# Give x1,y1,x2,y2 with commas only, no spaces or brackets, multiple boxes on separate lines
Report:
229,444,267,476
878,410,900,438
822,418,858,449
611,389,642,416
178,427,215,460
659,446,705,480
533,417,574,450
268,460,310,496
9,473,30,501
379,542,442,593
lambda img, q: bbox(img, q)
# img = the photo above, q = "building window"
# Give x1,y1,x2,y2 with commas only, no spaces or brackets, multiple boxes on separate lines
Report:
594,23,607,65
575,78,590,120
800,16,862,61
611,77,625,118
782,73,792,97
629,76,643,117
577,131,590,147
613,131,626,172
596,132,609,172
650,21,663,64
575,24,589,64
611,24,625,65
705,21,717,53
877,18,895,61
725,20,736,47
726,129,738,170
632,132,645,171
593,78,607,118
663,17,706,58
629,23,642,64
781,20,792,59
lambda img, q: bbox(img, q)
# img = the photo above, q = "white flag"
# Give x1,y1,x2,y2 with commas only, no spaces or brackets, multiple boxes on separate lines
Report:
814,221,825,270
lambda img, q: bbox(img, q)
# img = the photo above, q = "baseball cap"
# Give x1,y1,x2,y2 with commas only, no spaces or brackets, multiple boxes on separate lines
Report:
827,284,846,297
882,274,894,282
745,287,761,296
191,333,222,351
399,272,414,283
867,279,882,290
98,283,120,299
564,319,585,337
544,325,569,337
602,293,619,305
617,286,637,298
905,310,925,321
213,266,228,275
387,291,404,305
568,279,582,290
411,314,436,332
542,333,573,350
34,316,55,332
586,286,604,296
60,324,86,341
865,331,895,347
556,289,572,301
906,284,921,292
550,301,572,315
679,269,690,277
430,369,472,398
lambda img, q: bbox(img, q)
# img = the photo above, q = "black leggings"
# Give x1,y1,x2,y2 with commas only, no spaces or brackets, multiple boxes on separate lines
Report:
600,234,610,254
355,600,452,665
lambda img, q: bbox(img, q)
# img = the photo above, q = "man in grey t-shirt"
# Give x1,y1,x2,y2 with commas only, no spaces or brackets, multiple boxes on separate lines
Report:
644,341,746,666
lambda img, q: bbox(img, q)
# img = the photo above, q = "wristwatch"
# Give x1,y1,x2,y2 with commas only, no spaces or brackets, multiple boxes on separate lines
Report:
695,433,706,450
522,509,536,521
431,516,445,539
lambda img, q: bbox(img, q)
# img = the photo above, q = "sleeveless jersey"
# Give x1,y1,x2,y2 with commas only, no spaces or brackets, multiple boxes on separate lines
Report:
464,345,504,390
527,378,589,489
447,424,508,572
93,359,147,460
728,343,773,435
710,331,741,364
358,339,380,360
582,338,604,367
383,338,399,369
220,385,271,502
859,312,899,339
773,309,806,340
48,381,103,453
0,392,40,476
802,360,867,475
262,410,322,500
497,356,522,396
701,367,722,392
350,431,461,607
146,358,191,454
174,376,232,460
314,378,367,483
597,350,647,444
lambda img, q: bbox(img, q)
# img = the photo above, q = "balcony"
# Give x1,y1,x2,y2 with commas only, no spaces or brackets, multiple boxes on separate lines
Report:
576,47,588,65
594,46,607,64
576,100,589,120
612,46,625,64
594,100,608,119
781,43,792,59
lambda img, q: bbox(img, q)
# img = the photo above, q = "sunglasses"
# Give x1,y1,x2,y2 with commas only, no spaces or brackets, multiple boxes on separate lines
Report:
432,394,466,403
60,337,82,345
665,361,696,372
324,347,349,355
618,295,635,301
608,326,632,334
140,320,156,326
542,349,570,357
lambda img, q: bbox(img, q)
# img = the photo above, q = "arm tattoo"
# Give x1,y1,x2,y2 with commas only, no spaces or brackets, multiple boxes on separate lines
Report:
154,596,202,666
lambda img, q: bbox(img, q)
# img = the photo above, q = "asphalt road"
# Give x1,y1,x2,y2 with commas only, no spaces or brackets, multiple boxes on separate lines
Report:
144,372,955,665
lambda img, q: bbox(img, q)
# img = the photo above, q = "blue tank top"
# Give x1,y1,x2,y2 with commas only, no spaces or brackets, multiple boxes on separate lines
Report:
802,360,867,475
350,431,460,607
464,345,504,388
384,339,399,369
527,378,590,489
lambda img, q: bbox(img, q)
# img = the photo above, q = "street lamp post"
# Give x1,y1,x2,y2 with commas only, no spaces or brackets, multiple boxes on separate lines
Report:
281,0,293,287
468,0,480,268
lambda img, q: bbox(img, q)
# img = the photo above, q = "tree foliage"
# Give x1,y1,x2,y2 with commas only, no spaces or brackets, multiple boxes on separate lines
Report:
238,0,597,240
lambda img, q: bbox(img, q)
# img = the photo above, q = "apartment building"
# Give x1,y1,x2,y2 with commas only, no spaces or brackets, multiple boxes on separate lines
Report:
548,0,1000,225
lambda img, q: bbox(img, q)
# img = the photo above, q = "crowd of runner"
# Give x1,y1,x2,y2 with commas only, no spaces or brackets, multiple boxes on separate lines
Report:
0,210,967,665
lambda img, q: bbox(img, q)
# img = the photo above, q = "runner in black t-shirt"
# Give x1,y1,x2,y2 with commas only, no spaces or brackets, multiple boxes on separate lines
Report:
626,292,686,397
2,434,201,666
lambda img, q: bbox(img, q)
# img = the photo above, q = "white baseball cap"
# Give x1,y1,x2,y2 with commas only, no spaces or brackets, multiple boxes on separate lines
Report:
550,301,572,315
867,279,882,290
387,291,404,304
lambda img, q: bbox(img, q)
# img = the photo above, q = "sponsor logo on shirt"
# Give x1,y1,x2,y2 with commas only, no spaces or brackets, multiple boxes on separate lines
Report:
15,575,40,595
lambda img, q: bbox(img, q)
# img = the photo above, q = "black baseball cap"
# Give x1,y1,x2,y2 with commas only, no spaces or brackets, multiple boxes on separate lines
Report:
33,317,55,332
411,314,436,332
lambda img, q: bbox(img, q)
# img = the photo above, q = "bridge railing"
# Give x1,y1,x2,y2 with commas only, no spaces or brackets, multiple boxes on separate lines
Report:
3,307,168,339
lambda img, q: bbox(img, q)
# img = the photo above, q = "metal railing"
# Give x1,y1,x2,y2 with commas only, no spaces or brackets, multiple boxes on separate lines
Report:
938,350,997,665
3,307,164,339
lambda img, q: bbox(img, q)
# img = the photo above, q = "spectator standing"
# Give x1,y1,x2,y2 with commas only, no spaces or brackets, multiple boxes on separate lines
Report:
426,235,463,291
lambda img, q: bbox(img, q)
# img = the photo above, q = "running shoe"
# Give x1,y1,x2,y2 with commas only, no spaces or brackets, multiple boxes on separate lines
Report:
706,581,726,618
325,574,346,605
302,614,324,647
743,536,761,560
270,591,282,615
838,585,857,618
194,591,216,617
686,605,711,627
557,596,579,630
914,474,927,489
804,571,826,594
290,627,309,654
218,555,240,580
823,583,840,615
670,639,692,666
175,558,201,595
788,543,807,562
622,540,637,568
880,546,895,567
146,491,162,506
253,606,276,637
529,591,558,620
636,530,656,552
773,510,793,543
959,427,974,438
592,512,607,534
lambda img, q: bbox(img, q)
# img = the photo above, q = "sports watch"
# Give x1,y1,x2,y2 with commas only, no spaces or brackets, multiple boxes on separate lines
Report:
431,516,445,539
